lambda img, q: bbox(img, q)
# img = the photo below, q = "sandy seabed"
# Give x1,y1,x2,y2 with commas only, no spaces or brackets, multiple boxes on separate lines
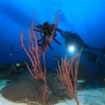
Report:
0,72,105,105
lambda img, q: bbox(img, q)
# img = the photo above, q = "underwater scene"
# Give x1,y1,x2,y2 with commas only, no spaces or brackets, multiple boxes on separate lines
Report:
0,0,105,105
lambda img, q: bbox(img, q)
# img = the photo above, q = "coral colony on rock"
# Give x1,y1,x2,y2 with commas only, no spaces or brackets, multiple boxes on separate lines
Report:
0,0,105,105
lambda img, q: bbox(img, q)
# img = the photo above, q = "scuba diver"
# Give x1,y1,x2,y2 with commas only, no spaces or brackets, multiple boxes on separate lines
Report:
63,31,105,68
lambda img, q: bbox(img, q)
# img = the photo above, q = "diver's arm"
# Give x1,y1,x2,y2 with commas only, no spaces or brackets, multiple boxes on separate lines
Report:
84,43,101,51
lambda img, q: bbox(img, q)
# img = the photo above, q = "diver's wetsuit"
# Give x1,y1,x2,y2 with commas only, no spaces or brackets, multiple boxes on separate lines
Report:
64,31,101,52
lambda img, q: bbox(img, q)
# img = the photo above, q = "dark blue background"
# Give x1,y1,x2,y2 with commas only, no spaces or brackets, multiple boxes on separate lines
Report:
0,0,105,71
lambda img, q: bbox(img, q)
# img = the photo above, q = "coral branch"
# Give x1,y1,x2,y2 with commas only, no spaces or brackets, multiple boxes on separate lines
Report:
20,11,59,105
20,17,47,105
57,50,82,105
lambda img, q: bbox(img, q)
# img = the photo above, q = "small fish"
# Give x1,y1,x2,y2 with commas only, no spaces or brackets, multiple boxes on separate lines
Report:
77,79,85,83
16,63,21,67
10,50,14,55
10,46,14,50
53,56,59,60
